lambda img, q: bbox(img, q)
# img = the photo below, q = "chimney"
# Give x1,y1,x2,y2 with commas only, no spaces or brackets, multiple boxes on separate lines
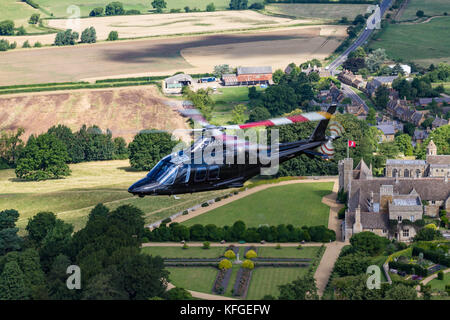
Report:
353,205,363,234
445,175,448,183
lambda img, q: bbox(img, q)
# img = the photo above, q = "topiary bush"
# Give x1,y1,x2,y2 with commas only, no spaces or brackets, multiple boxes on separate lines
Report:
203,241,210,249
218,259,232,270
224,250,236,259
242,259,254,270
245,250,257,259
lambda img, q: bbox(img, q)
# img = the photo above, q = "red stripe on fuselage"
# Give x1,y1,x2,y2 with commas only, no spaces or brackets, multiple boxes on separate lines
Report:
239,120,274,129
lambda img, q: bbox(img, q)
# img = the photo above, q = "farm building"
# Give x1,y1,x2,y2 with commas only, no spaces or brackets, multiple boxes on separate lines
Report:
164,74,193,93
222,66,273,86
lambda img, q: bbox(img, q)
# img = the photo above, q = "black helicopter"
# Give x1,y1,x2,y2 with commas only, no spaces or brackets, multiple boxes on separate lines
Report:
128,105,342,197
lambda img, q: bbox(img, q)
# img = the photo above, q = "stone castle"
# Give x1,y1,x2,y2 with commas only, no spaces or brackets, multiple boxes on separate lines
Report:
339,140,450,242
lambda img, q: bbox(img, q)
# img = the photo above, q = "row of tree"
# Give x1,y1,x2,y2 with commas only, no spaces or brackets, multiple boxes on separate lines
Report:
54,27,97,46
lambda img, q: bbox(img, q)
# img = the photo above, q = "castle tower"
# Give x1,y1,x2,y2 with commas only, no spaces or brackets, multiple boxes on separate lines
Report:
339,158,353,193
353,205,363,234
426,140,437,156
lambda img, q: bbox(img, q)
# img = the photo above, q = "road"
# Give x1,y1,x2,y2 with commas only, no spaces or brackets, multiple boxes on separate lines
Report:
328,0,392,75
341,83,369,112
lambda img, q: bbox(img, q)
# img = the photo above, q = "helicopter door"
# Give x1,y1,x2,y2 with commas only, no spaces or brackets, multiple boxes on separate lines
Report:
194,167,207,182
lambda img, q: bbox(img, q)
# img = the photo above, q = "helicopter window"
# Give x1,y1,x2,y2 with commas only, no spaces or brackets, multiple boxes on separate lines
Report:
208,166,219,180
195,167,207,182
160,166,178,185
184,165,191,183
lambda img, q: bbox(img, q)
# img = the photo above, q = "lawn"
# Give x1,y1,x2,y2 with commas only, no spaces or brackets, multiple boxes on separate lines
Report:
142,246,225,258
34,0,260,17
167,267,218,293
399,0,450,21
0,160,231,231
369,16,450,66
428,272,450,291
246,267,309,299
257,246,319,259
182,182,334,228
265,3,370,21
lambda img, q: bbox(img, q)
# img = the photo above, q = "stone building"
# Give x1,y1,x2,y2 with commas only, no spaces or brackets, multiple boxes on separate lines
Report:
339,142,450,242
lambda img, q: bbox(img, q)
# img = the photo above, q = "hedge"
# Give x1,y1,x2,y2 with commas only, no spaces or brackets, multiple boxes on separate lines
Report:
412,246,450,267
388,261,428,277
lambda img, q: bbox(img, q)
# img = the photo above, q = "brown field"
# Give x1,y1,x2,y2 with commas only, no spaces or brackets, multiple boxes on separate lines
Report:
0,26,346,85
0,86,190,142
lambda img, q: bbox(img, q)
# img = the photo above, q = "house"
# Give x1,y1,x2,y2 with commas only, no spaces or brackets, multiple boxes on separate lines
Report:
376,124,395,142
164,73,193,93
338,69,366,90
377,120,403,133
432,116,449,129
339,145,450,242
222,66,273,86
417,97,450,107
346,104,367,119
413,129,430,145
365,76,398,97
387,98,425,126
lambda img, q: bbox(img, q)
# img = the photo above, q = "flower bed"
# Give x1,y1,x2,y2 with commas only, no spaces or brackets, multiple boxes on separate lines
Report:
212,268,233,295
233,268,253,298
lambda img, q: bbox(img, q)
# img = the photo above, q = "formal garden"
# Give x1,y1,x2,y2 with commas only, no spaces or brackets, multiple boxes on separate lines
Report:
142,244,325,299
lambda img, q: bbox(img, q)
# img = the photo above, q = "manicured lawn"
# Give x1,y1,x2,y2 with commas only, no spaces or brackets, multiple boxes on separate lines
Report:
182,182,334,228
0,160,231,231
142,246,225,258
399,0,450,21
246,267,309,299
369,17,450,66
257,246,319,259
428,272,450,291
167,267,218,293
265,3,370,21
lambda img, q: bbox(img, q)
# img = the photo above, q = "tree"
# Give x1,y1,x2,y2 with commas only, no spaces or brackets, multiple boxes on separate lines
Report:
332,274,382,300
348,47,366,59
26,211,57,246
416,10,424,18
206,3,216,11
229,0,248,10
413,228,443,241
80,27,97,43
0,228,23,256
0,127,25,167
353,14,365,25
0,261,29,300
385,284,417,300
272,69,285,84
213,64,231,78
182,87,214,121
343,57,366,73
219,259,232,269
366,107,376,125
0,20,15,36
350,231,389,256
82,272,128,300
29,14,40,25
248,106,270,123
262,84,297,115
128,131,178,171
334,253,371,277
15,133,71,181
107,30,119,41
394,134,413,156
375,85,390,109
278,275,318,300
89,7,104,16
17,248,48,299
16,26,26,35
22,40,31,48
365,48,387,73
39,220,74,271
105,2,125,15
231,104,247,124
151,0,167,13
164,287,193,300
54,29,79,46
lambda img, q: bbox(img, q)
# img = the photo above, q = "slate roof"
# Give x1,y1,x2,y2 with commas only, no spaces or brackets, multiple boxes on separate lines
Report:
426,155,450,165
346,211,389,230
377,124,395,135
165,73,193,84
237,66,272,75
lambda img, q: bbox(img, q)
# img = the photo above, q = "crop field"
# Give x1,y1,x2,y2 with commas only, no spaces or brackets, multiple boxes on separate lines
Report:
44,11,302,42
0,160,231,231
33,0,261,17
182,182,334,228
1,26,346,86
369,16,450,66
399,0,450,21
264,3,371,21
0,86,190,143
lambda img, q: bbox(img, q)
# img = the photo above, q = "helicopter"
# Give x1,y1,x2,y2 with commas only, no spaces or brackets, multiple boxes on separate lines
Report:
128,104,343,197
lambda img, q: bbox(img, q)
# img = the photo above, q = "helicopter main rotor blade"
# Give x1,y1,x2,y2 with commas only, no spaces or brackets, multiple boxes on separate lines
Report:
220,111,333,130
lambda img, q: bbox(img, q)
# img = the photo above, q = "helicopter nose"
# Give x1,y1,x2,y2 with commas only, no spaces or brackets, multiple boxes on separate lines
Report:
128,178,159,195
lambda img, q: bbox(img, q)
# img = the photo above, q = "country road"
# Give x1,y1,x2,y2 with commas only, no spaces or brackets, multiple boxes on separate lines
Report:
328,0,392,75
341,83,369,112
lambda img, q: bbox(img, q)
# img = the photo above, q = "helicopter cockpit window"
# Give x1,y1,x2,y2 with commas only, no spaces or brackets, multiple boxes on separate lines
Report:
159,166,178,185
195,167,207,182
147,160,178,185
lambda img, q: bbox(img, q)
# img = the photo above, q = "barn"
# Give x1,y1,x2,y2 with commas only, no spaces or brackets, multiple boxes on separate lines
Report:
222,66,272,86
164,74,193,92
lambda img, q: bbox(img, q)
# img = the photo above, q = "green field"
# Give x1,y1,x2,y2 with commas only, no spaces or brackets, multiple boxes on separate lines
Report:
432,82,450,94
428,272,450,291
257,246,319,258
167,267,218,293
246,267,309,299
0,160,231,231
399,0,450,21
369,16,450,66
33,0,259,17
0,0,47,33
182,182,334,228
265,3,370,21
142,246,226,258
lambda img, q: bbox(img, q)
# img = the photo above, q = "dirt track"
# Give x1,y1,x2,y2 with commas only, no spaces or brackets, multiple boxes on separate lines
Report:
0,26,346,86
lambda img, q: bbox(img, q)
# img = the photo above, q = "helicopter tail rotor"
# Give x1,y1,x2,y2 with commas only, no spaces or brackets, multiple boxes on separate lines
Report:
316,120,345,159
